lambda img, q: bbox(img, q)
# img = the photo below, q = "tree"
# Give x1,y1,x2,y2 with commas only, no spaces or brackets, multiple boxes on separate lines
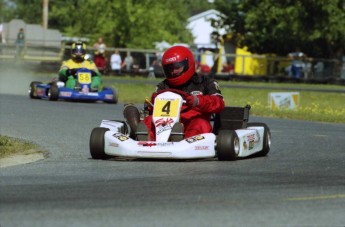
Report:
4,0,214,49
6,0,42,24
214,0,345,59
48,0,201,48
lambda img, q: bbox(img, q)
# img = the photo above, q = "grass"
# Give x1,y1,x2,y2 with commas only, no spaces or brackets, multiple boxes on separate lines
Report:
0,135,44,159
108,75,345,123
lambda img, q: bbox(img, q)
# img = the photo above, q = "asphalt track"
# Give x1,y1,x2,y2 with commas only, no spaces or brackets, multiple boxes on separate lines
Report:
1,70,345,226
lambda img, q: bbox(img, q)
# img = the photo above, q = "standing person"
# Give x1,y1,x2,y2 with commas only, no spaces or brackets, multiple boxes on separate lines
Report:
121,52,134,73
16,28,25,59
288,47,306,79
124,45,225,141
110,49,122,75
59,42,102,91
93,37,107,73
0,24,3,54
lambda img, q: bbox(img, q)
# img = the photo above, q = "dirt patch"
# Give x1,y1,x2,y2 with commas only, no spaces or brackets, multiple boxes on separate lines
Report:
0,150,46,168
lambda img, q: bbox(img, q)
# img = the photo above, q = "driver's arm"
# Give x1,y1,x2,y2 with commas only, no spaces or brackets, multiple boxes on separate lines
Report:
194,79,224,114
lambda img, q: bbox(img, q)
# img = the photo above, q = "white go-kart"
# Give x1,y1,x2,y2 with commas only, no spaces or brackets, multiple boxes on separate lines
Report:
89,90,271,161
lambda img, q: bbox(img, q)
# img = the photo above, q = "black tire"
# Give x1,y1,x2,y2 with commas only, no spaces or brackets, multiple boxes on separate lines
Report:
89,127,112,160
123,104,140,138
247,122,271,156
29,81,42,99
48,84,59,101
103,87,119,104
217,130,240,161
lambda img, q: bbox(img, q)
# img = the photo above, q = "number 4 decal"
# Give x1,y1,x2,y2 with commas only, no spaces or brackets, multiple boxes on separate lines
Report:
162,101,171,114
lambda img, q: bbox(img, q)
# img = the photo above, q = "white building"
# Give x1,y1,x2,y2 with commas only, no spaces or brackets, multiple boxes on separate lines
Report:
187,9,226,49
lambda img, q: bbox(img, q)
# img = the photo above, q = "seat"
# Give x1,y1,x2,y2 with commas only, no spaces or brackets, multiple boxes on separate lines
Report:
212,105,251,134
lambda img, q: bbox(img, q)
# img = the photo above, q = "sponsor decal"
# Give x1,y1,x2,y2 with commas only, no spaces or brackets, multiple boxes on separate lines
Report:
81,85,89,94
243,141,248,150
246,133,255,150
165,57,177,63
190,91,203,95
159,98,176,101
37,88,45,96
105,94,114,99
194,146,209,150
186,135,205,143
156,142,174,146
109,142,119,147
155,118,173,127
214,81,220,90
60,91,72,97
247,134,255,141
155,118,174,135
113,133,129,141
137,142,156,147
157,126,172,135
87,93,98,96
249,140,255,150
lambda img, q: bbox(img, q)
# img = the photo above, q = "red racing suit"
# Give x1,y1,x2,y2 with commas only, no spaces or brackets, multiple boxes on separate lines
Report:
143,73,225,140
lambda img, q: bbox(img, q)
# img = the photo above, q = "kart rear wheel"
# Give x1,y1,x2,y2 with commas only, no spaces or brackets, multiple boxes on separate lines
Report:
29,81,42,99
247,122,271,156
103,87,119,104
89,127,112,160
48,84,59,101
217,130,240,161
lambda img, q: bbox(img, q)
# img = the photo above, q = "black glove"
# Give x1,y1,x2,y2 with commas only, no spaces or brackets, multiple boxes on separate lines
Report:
91,70,98,77
66,68,77,76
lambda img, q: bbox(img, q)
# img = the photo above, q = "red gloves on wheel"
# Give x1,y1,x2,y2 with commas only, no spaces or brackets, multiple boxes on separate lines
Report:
155,89,199,107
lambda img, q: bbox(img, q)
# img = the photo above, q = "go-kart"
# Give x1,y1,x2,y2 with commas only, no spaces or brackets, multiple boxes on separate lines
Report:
89,90,271,161
29,68,118,103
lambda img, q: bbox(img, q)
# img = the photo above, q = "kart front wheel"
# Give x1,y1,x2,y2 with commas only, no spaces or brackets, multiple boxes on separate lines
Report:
103,87,119,104
48,84,59,101
29,81,42,99
217,130,240,161
247,122,271,156
90,127,112,160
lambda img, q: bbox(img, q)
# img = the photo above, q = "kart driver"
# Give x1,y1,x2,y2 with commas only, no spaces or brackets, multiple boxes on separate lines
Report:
136,45,225,140
58,42,102,91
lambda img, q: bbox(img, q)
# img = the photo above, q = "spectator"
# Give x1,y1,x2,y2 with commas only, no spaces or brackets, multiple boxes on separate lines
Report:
16,28,25,59
288,47,306,79
110,49,122,75
151,59,164,77
121,52,134,72
196,62,211,76
0,24,3,54
93,37,107,73
221,60,234,75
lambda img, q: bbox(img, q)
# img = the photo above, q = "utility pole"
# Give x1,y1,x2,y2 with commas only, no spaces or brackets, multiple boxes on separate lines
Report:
42,0,48,29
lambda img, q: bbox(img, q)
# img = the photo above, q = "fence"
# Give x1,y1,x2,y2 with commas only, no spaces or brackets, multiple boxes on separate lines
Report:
1,42,345,84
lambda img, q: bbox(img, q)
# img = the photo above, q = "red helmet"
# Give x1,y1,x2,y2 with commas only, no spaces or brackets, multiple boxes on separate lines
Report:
161,46,195,86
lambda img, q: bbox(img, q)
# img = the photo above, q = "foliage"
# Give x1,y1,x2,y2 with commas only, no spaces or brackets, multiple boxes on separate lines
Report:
0,135,39,158
213,0,345,59
3,0,213,49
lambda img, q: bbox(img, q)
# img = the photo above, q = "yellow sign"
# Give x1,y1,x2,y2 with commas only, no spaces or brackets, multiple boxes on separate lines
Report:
78,72,92,84
153,99,180,118
268,92,300,109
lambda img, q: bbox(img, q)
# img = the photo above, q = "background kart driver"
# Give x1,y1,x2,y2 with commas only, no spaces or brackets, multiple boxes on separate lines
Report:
58,42,102,91
141,45,225,140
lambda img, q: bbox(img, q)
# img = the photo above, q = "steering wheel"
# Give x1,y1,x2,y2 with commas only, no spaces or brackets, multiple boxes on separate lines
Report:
154,88,192,112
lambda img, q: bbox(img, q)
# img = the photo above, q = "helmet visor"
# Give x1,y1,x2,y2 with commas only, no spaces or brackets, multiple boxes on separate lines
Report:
73,45,86,57
163,59,189,78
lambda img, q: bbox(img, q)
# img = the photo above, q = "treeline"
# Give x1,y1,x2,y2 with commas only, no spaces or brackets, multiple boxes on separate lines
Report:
2,0,345,59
